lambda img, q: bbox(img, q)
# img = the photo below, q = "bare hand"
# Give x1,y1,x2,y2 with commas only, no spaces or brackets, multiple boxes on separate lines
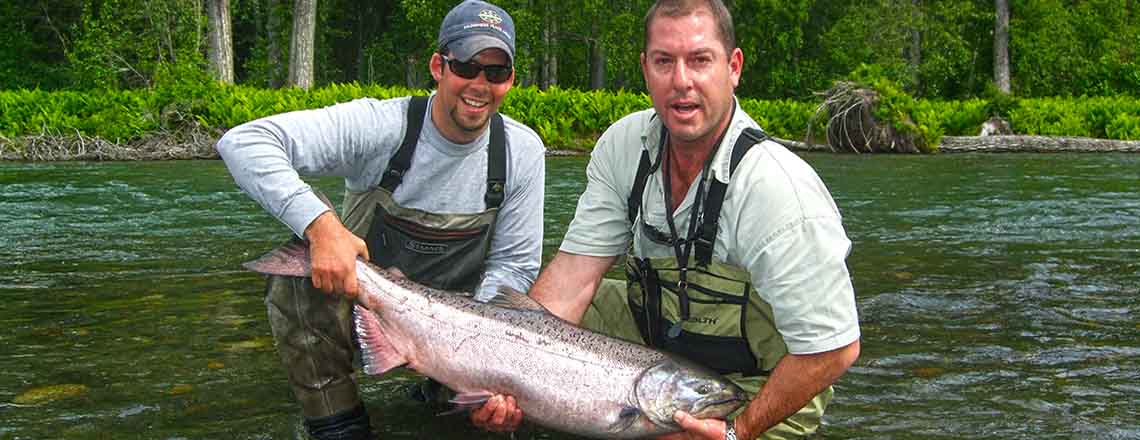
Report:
470,394,523,433
655,411,729,440
304,211,370,297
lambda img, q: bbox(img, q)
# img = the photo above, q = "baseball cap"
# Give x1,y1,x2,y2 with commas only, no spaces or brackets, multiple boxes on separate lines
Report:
437,0,516,65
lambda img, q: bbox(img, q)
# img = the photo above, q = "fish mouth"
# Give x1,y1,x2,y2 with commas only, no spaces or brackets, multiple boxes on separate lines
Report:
690,384,748,418
691,395,747,417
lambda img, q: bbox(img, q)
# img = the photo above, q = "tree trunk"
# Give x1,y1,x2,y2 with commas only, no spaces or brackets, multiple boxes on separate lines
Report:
589,40,606,90
541,11,557,89
266,0,284,87
288,0,316,89
589,18,606,90
405,54,425,88
994,0,1011,93
909,0,922,92
206,0,234,84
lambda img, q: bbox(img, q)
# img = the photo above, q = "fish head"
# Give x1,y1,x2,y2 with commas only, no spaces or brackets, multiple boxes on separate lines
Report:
633,357,748,430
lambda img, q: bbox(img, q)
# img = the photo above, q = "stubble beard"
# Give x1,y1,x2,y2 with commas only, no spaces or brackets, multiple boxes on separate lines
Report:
451,107,489,134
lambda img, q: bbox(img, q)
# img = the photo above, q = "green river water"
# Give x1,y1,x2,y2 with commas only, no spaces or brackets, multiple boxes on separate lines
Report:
1,153,1137,439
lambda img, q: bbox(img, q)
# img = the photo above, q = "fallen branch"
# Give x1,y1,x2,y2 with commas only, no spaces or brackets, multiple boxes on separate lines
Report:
771,136,832,152
0,124,222,161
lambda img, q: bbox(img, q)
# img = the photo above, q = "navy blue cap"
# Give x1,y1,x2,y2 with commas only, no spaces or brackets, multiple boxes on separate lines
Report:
437,0,515,64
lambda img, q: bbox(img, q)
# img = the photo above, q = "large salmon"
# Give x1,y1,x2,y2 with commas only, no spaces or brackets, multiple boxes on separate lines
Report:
244,242,746,439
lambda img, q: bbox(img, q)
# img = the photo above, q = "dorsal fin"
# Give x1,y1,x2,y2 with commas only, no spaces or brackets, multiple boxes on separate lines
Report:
482,285,549,312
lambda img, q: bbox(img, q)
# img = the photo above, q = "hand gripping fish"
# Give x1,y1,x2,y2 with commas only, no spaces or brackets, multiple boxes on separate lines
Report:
245,242,746,439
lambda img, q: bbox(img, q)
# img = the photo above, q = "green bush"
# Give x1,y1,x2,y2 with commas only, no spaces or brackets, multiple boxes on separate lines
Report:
4,83,1140,150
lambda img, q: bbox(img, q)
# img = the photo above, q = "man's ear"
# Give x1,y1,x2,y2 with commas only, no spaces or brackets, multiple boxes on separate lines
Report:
729,47,743,88
430,53,445,82
640,52,649,84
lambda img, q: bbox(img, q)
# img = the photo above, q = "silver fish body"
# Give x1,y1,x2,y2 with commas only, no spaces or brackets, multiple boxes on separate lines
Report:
245,243,746,439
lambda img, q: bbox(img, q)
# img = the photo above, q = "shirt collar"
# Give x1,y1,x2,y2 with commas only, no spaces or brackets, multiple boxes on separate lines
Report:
640,97,761,184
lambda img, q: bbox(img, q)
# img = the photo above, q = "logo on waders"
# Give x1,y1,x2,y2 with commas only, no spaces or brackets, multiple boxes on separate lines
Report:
686,316,718,325
405,239,447,255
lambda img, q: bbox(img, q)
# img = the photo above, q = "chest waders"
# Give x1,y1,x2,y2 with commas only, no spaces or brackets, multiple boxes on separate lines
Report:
264,96,505,440
620,127,832,438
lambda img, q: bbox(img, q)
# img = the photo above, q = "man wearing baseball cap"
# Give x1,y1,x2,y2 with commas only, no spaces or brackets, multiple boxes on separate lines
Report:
215,1,544,439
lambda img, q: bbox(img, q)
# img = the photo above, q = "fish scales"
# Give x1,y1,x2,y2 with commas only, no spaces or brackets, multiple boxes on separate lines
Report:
245,242,746,439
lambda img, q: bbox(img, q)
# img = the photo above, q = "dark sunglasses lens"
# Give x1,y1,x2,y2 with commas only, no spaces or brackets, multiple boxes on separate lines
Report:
446,58,512,84
448,60,482,79
484,66,512,83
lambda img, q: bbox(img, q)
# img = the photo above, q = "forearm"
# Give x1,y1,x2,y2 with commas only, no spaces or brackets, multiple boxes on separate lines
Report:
734,340,860,439
216,120,332,237
215,98,398,237
529,251,618,323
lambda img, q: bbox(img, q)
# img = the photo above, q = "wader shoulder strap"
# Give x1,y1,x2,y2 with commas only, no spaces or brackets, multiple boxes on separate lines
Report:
628,150,652,225
485,113,506,209
379,95,507,210
627,125,667,225
380,96,429,192
695,127,768,266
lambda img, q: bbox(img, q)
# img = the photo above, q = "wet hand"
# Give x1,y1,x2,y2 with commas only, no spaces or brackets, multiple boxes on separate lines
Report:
305,211,370,297
470,394,523,433
655,411,729,440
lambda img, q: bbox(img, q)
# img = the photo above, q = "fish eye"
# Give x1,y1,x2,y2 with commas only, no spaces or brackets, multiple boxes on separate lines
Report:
697,384,712,394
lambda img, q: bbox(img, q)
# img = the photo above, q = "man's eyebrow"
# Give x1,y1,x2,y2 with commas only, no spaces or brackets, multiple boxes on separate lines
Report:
648,46,717,56
689,48,716,57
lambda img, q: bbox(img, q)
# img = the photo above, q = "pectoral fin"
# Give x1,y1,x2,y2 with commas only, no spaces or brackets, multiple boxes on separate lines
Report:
436,391,495,416
353,304,406,375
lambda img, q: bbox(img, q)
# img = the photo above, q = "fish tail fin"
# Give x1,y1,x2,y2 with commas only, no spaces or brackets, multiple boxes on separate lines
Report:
353,304,406,375
242,240,312,277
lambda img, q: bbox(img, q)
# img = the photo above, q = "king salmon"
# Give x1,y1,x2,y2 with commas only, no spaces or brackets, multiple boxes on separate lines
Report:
244,242,747,439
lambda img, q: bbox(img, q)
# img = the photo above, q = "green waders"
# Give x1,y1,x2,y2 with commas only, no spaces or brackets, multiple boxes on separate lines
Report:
600,125,830,438
264,96,505,440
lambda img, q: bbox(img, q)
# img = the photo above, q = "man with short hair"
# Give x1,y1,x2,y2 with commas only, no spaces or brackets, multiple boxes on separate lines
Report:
215,1,544,438
478,0,860,438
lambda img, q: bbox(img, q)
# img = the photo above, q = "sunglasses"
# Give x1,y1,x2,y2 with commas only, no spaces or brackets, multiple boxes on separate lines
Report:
441,55,513,84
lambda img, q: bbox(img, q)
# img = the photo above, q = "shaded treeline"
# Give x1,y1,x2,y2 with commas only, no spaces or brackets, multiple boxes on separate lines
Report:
2,0,1138,99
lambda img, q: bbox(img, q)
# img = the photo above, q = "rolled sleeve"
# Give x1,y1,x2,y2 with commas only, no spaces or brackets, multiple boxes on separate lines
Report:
751,218,860,354
559,130,636,257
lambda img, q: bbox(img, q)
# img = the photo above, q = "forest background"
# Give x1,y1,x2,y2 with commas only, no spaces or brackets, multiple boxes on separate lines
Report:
2,0,1139,156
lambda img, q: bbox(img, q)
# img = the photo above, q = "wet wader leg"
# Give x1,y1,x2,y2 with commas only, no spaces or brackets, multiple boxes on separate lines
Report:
266,275,372,439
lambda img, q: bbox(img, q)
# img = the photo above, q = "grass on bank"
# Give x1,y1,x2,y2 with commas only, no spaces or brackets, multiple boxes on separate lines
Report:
2,81,1139,158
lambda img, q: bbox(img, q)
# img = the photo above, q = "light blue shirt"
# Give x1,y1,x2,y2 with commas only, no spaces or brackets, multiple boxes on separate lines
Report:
216,95,546,299
561,100,860,354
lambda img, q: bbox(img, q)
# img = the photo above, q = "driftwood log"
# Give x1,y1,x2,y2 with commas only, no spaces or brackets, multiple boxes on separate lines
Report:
771,135,1140,154
939,135,1140,153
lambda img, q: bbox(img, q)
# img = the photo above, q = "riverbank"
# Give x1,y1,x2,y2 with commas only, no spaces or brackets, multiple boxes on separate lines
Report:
3,132,1140,161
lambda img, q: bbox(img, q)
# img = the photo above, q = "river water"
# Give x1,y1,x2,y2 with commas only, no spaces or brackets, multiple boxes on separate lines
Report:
1,154,1137,439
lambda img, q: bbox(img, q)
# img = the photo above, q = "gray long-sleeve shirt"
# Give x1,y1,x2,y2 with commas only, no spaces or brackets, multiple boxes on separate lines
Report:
215,95,546,299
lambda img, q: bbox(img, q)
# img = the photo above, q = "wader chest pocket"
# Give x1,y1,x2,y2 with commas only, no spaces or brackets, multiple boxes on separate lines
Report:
366,208,491,292
627,266,763,376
